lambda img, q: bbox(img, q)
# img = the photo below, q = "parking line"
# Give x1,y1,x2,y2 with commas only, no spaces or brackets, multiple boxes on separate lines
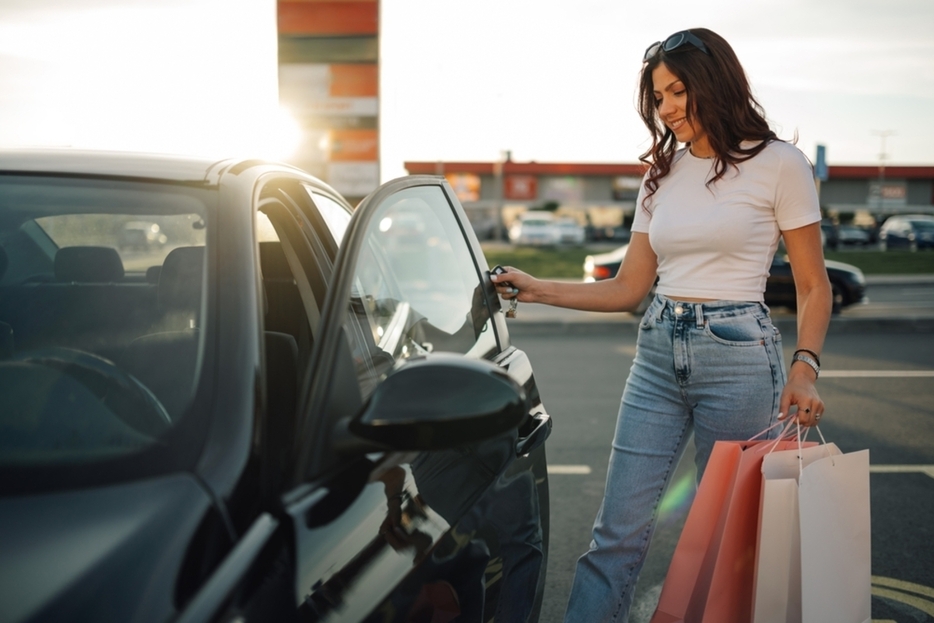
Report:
550,465,934,477
873,576,934,600
822,370,934,378
548,465,592,475
870,465,934,479
872,586,934,617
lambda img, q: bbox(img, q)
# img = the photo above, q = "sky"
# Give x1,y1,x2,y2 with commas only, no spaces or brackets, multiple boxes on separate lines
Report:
1,0,932,183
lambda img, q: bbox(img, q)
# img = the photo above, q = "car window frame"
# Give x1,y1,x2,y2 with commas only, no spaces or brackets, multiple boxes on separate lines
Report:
291,176,503,484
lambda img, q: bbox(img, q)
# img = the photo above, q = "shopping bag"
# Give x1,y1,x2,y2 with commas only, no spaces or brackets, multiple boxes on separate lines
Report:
652,436,814,623
752,442,871,623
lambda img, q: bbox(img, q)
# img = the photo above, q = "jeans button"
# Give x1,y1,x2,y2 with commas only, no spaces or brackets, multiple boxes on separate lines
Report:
675,305,683,315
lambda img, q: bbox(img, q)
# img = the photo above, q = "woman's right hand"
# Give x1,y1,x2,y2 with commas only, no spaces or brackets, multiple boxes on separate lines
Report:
488,235,658,313
490,266,542,304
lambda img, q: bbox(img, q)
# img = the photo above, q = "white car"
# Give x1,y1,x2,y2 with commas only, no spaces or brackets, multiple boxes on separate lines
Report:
555,218,586,245
509,211,561,246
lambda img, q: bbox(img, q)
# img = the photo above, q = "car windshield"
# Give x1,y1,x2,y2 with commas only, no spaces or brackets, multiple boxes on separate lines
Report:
911,220,934,231
0,175,214,470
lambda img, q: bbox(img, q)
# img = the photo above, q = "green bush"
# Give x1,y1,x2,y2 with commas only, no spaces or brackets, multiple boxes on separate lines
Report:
824,250,934,275
481,246,594,279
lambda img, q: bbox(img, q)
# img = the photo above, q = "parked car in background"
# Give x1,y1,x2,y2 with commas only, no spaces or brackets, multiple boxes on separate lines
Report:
119,220,169,251
879,214,934,251
509,211,561,246
0,149,552,623
584,244,867,314
836,224,872,247
555,217,586,245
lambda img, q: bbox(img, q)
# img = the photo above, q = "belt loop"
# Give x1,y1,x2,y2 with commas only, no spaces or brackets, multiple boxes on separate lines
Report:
655,296,666,322
694,303,704,328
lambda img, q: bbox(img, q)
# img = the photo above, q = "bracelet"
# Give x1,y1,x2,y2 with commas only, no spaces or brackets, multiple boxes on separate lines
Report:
791,352,820,378
793,348,821,367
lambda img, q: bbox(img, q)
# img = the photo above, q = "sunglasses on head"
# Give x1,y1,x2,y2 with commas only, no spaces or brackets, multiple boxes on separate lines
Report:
643,30,710,62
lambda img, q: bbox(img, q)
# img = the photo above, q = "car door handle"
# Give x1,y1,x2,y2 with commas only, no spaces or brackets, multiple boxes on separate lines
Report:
515,411,551,457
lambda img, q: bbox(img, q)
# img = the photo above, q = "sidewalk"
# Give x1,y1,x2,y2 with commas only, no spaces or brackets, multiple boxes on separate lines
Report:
504,275,934,336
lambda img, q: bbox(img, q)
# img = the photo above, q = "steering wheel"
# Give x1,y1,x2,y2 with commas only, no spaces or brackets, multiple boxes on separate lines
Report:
14,347,172,437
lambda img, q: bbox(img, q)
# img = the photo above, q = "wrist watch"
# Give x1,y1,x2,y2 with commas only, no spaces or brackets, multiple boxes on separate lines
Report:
792,352,820,378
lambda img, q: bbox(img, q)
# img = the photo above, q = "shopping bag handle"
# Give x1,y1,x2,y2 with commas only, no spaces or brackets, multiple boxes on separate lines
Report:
764,416,836,476
750,418,835,476
748,418,796,442
750,417,807,445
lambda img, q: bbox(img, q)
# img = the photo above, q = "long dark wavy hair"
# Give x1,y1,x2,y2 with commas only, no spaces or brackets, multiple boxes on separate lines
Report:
638,28,778,209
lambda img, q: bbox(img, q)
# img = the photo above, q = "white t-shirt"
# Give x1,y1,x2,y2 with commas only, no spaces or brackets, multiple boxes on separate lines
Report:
631,141,821,302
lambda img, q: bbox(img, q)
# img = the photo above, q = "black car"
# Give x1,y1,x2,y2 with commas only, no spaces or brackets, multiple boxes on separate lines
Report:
0,149,551,623
584,244,867,314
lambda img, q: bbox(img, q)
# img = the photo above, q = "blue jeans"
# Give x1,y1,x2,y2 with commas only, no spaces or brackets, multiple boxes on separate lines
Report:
563,295,787,623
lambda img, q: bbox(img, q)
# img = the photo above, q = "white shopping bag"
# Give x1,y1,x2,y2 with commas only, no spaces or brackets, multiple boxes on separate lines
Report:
752,442,871,623
799,447,871,623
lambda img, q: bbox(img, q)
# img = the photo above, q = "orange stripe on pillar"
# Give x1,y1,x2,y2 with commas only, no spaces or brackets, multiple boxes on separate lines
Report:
278,2,378,35
329,64,378,97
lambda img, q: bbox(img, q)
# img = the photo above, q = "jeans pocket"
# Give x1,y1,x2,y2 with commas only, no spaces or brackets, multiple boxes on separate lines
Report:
703,314,765,346
639,297,661,331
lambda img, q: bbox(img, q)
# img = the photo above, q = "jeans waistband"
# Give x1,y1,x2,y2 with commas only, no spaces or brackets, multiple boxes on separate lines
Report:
652,295,767,328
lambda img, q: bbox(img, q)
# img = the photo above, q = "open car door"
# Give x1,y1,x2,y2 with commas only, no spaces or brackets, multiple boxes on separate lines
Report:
283,176,552,623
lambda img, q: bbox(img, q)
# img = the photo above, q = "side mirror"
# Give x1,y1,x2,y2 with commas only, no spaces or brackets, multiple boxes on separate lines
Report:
339,354,528,452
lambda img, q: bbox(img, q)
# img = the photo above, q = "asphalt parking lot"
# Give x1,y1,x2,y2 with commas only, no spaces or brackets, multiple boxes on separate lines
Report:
506,276,934,623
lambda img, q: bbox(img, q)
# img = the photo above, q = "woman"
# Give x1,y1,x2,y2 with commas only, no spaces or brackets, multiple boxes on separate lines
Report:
490,28,831,622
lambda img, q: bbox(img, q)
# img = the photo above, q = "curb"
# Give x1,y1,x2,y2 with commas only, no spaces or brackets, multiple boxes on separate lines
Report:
865,274,934,285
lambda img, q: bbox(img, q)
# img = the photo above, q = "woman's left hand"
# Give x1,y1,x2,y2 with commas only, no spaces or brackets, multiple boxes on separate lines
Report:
778,370,825,427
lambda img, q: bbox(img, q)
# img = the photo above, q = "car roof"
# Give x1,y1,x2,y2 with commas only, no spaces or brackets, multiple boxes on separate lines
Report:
0,148,307,186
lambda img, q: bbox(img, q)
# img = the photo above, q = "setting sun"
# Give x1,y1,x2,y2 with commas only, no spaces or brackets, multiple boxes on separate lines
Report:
0,0,280,158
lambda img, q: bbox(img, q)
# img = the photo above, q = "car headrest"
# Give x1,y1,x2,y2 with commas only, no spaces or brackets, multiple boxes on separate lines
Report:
159,246,204,311
54,246,125,282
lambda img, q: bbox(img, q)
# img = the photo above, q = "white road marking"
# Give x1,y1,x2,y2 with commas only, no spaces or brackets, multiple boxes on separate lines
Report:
821,370,934,378
549,464,934,478
870,465,934,479
548,464,592,475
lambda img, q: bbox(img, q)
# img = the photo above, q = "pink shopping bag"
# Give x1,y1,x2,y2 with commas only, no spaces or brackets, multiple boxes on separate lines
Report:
652,437,816,623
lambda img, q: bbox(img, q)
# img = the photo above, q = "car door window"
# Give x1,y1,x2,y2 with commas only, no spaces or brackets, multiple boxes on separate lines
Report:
305,188,351,247
341,185,498,401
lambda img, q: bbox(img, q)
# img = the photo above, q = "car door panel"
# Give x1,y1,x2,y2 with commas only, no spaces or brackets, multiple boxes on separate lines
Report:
285,176,550,623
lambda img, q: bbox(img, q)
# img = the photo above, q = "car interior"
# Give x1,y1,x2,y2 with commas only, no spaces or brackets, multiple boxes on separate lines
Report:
0,174,218,462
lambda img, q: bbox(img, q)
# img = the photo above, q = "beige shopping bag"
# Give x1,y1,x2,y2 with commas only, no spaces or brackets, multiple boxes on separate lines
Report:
752,442,871,623
751,476,800,623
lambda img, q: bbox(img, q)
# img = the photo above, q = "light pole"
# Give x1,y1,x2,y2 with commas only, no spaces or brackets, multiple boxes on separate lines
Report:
493,149,510,241
871,130,896,217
